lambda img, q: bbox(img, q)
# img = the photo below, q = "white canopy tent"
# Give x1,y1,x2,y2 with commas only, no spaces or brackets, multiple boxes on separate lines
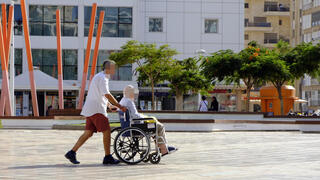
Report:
13,69,78,91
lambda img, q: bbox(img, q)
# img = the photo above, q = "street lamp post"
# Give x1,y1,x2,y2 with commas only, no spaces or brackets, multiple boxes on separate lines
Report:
10,0,17,116
195,49,206,111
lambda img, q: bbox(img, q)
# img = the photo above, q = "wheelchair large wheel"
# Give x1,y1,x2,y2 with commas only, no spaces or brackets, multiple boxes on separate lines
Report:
114,127,150,165
110,127,122,156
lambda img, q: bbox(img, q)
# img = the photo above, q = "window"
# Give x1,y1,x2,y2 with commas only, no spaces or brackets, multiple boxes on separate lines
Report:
29,5,78,36
245,34,249,40
149,17,163,32
245,3,249,8
205,19,218,33
279,19,282,25
32,49,78,80
312,11,320,27
84,7,132,37
0,49,23,78
15,49,22,76
0,5,23,35
84,50,132,81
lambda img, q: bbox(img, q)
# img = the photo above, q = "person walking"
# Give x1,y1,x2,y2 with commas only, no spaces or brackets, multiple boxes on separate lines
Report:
65,60,126,165
210,96,219,111
199,96,208,112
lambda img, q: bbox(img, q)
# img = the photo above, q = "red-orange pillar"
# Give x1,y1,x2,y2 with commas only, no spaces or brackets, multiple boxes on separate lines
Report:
77,3,97,109
89,11,105,86
56,10,64,109
0,19,11,116
2,4,7,52
20,0,39,116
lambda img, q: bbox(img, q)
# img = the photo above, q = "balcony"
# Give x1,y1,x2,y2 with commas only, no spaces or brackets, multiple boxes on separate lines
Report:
245,22,272,32
264,5,290,16
303,2,313,10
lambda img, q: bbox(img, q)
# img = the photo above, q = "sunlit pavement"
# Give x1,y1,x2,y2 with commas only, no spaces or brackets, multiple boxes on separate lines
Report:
1,129,320,179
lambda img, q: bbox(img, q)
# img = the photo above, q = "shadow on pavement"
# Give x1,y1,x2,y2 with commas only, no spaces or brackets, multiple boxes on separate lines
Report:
7,163,142,169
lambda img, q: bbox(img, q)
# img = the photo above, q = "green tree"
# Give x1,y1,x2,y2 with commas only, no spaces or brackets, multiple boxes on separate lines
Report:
262,41,320,115
109,40,177,110
201,42,267,112
164,58,211,110
259,51,292,115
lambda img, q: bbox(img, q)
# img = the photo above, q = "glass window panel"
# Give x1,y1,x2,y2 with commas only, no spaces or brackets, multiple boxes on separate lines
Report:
42,65,57,78
119,8,132,19
14,5,23,35
84,23,90,36
14,49,23,76
149,18,163,32
119,24,132,37
105,7,118,23
29,5,43,22
43,6,62,22
98,50,110,66
43,22,56,36
32,49,42,67
30,22,43,35
205,19,218,33
102,23,118,37
84,7,92,24
63,22,78,36
42,50,57,65
63,50,77,65
64,6,78,22
63,66,77,80
118,65,132,81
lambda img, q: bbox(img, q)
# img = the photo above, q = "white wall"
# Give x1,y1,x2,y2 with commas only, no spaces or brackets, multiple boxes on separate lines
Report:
137,0,244,59
3,0,244,91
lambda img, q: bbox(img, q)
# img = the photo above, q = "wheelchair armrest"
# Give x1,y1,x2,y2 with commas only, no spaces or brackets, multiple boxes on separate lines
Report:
132,118,154,121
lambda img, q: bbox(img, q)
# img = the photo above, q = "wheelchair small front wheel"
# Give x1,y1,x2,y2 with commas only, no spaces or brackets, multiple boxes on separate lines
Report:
149,152,161,164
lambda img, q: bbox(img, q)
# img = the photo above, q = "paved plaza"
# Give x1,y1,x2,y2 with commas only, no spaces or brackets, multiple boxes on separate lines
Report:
1,130,320,179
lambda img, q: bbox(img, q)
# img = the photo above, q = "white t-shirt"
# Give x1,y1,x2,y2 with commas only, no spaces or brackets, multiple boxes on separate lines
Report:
81,72,110,117
199,100,208,112
119,97,144,119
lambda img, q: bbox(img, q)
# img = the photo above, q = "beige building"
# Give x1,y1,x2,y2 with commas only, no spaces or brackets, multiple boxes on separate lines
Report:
244,0,291,48
298,0,320,111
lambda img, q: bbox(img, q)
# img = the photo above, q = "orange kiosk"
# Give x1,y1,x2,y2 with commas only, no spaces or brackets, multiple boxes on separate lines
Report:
260,85,296,116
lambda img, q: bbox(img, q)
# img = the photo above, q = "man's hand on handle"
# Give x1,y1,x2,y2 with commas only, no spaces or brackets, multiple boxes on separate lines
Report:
105,94,127,112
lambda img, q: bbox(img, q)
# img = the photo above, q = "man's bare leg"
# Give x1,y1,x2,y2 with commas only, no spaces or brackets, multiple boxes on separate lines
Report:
102,130,111,155
72,130,93,152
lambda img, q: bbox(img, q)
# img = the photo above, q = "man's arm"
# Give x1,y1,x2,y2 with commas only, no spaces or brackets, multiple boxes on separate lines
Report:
105,94,127,112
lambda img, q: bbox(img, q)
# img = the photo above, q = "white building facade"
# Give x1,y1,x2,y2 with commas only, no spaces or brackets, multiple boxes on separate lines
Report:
0,0,244,115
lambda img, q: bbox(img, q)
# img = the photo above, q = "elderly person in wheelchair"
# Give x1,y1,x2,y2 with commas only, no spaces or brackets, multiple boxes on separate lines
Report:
119,85,178,157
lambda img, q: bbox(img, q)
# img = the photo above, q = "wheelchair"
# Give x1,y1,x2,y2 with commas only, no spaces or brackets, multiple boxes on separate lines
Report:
112,110,162,165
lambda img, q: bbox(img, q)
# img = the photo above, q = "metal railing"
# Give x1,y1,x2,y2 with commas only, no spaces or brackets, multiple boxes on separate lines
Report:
245,22,271,27
264,5,290,12
264,39,278,44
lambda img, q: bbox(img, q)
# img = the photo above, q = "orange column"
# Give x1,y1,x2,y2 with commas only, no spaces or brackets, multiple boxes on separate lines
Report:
89,11,105,86
77,3,97,109
0,19,11,116
5,5,13,66
20,0,39,116
1,4,7,53
0,5,13,115
56,10,64,109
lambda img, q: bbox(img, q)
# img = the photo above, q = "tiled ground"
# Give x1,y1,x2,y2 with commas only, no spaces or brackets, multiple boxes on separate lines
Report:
1,130,320,179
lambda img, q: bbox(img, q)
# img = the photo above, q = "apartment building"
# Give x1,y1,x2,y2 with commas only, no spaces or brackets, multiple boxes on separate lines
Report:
0,0,244,115
298,0,320,110
244,0,291,48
